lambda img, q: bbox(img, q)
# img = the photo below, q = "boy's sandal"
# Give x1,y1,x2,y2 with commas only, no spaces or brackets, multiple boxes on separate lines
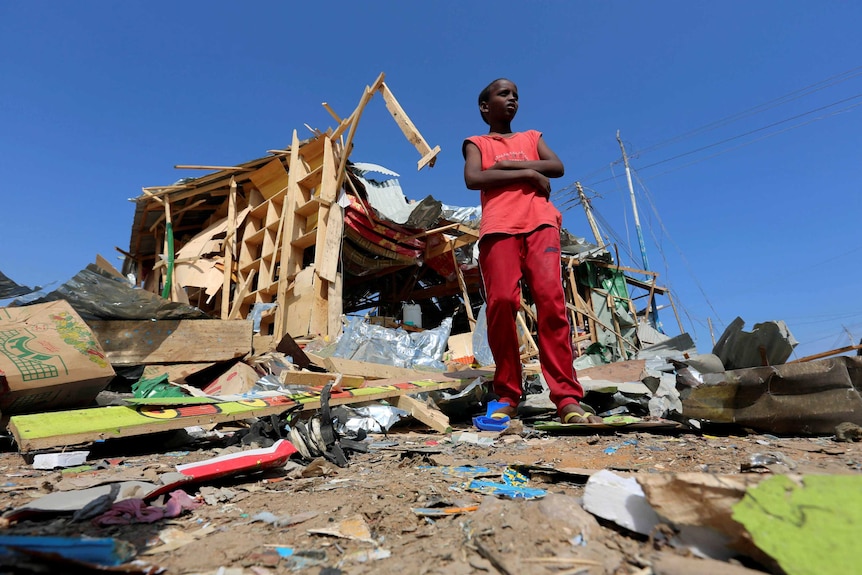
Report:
562,410,594,424
489,406,517,420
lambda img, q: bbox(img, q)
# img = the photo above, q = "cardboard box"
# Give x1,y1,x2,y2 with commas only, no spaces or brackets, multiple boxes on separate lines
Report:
0,300,115,415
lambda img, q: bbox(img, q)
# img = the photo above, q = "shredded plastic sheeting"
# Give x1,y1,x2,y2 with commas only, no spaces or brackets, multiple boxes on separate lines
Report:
26,264,209,320
333,316,451,371
0,269,35,299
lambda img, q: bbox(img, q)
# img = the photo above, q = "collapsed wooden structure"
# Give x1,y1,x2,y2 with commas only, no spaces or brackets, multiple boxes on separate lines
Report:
122,73,680,362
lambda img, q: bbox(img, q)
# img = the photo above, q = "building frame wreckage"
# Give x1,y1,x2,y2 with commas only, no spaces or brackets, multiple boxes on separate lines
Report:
123,73,681,362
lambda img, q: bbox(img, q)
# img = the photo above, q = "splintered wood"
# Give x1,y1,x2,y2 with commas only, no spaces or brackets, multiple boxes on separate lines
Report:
128,74,441,348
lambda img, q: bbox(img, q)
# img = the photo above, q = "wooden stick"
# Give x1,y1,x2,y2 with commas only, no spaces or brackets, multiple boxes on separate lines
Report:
321,102,342,123
228,269,256,320
787,343,862,364
174,165,254,171
400,222,460,242
451,246,475,327
516,311,538,356
379,81,440,170
333,73,386,195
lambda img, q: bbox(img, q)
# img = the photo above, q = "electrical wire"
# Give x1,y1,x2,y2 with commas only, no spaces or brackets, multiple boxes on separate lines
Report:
632,65,862,157
556,65,862,192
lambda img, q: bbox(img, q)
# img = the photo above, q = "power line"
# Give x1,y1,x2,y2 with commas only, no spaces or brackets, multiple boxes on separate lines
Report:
634,92,862,172
636,98,862,182
556,65,862,193
632,65,862,157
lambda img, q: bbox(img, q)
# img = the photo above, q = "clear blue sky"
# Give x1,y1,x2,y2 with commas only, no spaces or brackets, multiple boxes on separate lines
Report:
2,2,860,360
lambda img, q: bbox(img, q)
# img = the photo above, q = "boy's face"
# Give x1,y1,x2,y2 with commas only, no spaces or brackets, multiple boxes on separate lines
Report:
480,79,518,123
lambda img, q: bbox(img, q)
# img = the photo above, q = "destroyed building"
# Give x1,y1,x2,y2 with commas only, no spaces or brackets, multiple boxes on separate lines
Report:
122,73,678,365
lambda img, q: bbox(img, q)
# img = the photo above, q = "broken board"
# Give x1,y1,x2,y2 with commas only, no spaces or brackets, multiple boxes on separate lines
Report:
534,416,686,433
88,319,252,365
9,378,473,452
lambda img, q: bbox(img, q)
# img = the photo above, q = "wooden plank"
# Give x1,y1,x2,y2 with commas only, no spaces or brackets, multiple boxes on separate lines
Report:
284,266,315,337
94,254,125,279
379,82,440,169
280,371,364,389
327,272,343,339
308,273,329,337
323,356,444,381
229,269,256,320
788,343,862,364
248,158,289,200
274,130,305,339
8,378,472,452
88,319,252,365
318,203,343,283
221,178,238,319
334,73,385,194
393,394,450,433
174,165,254,171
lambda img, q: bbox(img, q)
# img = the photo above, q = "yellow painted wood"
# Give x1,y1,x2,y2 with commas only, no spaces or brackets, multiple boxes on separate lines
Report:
9,378,471,452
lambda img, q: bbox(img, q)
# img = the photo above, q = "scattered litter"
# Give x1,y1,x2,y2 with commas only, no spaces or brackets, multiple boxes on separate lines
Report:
417,465,495,478
339,547,391,564
411,505,479,517
583,470,660,535
307,514,375,543
450,431,495,446
0,534,135,567
462,468,546,500
32,451,90,470
249,510,319,528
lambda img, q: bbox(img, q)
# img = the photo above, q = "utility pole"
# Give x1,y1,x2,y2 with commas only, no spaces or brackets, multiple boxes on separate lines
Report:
616,130,660,330
616,130,650,275
576,182,605,248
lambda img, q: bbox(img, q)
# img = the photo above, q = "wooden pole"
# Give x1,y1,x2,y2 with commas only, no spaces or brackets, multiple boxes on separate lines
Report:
576,182,605,247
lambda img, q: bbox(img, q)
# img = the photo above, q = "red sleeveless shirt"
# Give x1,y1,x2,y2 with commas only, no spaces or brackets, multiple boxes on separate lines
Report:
464,129,562,238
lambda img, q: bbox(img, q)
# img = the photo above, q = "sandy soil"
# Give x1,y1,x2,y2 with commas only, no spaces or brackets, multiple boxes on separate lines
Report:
1,420,859,575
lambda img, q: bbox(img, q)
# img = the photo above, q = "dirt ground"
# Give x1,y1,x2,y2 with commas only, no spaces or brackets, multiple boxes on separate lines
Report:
1,416,859,575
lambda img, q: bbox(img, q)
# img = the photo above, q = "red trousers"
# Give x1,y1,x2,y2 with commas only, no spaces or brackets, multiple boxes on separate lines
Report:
479,225,585,414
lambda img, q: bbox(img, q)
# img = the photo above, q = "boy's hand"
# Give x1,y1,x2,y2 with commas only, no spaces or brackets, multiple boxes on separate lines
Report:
532,171,551,196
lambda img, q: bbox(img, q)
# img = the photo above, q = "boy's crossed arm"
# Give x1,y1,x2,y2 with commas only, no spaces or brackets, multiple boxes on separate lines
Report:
463,137,564,196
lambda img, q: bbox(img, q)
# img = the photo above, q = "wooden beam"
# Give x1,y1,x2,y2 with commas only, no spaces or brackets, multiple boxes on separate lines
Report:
323,356,443,381
280,371,364,389
229,269,256,320
175,165,255,171
333,73,386,195
787,343,862,364
321,102,342,123
88,319,252,365
221,177,237,319
8,378,473,452
591,260,658,278
378,81,440,170
393,394,451,433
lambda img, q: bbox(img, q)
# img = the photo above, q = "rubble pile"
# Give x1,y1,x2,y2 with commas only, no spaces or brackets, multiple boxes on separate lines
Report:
1,75,860,574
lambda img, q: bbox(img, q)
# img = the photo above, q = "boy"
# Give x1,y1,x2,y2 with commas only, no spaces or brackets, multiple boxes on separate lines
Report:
463,78,602,424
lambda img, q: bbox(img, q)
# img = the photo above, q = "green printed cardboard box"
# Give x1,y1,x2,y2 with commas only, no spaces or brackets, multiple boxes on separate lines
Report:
0,300,115,415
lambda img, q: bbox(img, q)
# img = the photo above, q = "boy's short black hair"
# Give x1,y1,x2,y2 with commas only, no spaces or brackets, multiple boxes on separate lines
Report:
478,78,510,107
478,78,512,124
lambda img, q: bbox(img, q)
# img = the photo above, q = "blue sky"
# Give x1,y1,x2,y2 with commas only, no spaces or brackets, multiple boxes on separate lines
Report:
1,2,860,359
